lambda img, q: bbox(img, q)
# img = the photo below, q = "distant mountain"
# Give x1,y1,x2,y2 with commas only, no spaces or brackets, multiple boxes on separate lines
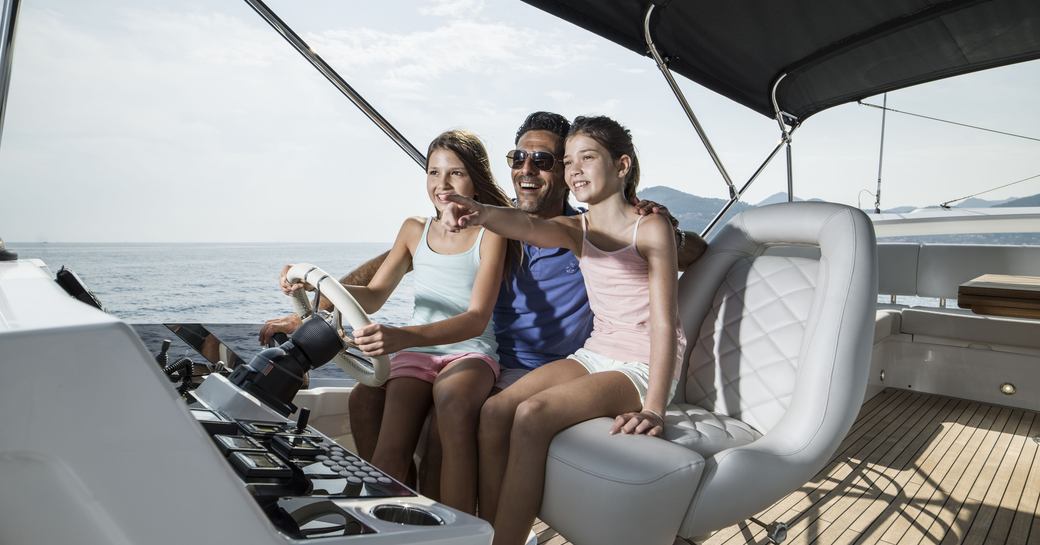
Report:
994,192,1040,207
755,192,824,206
956,196,1018,208
638,186,1040,236
637,186,750,233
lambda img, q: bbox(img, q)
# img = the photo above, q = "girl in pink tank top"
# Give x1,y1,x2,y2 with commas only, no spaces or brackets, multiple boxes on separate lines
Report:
442,116,684,545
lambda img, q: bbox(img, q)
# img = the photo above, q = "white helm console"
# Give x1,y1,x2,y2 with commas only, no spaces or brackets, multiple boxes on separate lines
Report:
0,259,492,545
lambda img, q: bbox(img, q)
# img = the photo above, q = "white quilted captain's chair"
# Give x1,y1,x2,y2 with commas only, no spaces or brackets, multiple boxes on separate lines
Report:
539,202,878,545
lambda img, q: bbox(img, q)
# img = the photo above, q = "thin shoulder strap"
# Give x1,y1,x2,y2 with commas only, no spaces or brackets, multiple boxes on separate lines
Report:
417,216,434,252
581,212,588,234
472,226,487,252
631,214,645,246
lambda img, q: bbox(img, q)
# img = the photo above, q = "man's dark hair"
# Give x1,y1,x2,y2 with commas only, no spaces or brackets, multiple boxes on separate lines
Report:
514,111,570,144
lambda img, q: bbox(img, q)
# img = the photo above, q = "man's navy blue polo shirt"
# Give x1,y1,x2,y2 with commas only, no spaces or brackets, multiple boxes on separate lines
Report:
493,203,593,370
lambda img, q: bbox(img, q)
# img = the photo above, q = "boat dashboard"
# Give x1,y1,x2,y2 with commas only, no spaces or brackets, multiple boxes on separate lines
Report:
0,258,492,545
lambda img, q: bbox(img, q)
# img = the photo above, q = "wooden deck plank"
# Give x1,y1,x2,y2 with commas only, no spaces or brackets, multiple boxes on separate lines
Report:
710,389,929,545
777,394,952,545
706,389,920,545
804,395,961,545
984,413,1040,544
843,398,973,536
881,405,1012,545
873,403,1004,544
1004,428,1040,545
537,390,1040,545
851,398,985,545
933,409,1031,545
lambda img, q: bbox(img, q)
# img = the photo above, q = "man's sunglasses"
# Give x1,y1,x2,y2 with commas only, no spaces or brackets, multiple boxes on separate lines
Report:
506,150,558,171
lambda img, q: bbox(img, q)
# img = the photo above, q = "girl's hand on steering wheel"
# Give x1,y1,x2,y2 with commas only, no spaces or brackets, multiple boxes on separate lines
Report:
610,409,665,437
441,194,486,232
352,323,413,356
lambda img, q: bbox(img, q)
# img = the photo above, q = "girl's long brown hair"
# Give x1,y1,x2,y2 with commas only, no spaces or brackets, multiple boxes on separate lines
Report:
427,129,522,280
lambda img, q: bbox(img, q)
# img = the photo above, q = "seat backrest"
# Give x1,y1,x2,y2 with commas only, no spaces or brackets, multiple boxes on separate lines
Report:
677,202,877,434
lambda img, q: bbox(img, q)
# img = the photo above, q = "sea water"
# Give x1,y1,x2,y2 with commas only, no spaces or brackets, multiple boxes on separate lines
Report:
15,242,413,380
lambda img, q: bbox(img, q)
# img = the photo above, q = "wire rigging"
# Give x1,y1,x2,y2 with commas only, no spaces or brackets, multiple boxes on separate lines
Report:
857,101,1040,143
939,172,1040,208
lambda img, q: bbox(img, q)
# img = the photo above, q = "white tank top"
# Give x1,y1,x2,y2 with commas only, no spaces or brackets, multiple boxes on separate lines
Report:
406,217,498,359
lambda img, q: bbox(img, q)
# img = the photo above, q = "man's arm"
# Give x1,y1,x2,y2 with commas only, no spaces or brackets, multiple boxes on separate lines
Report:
676,231,708,271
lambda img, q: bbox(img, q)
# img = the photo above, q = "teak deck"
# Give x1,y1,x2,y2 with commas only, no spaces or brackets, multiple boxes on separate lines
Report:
535,389,1040,545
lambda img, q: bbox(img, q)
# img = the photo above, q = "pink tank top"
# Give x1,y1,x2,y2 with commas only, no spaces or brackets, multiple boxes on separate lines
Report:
579,213,686,367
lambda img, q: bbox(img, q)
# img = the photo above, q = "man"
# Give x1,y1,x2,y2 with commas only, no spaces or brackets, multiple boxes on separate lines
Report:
259,111,706,493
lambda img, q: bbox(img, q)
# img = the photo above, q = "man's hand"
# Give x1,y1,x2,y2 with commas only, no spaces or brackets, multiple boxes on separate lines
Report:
259,313,302,345
609,409,665,437
279,264,312,295
352,323,413,356
631,197,679,229
442,194,487,232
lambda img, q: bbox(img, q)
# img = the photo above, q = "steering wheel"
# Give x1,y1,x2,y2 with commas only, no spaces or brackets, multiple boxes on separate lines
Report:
285,263,390,387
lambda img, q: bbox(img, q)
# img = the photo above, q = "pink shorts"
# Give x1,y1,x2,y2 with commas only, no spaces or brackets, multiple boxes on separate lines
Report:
388,351,500,384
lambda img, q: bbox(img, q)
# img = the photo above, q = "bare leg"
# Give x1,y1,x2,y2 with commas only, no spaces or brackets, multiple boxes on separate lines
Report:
432,358,497,514
418,412,442,500
477,359,589,523
348,383,385,461
492,371,641,545
370,377,434,483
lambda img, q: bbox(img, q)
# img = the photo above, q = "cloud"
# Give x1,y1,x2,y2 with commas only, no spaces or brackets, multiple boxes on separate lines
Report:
419,0,486,18
307,21,589,93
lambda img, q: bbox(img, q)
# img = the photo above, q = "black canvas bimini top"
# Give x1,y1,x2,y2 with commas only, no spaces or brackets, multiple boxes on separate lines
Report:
522,0,1040,121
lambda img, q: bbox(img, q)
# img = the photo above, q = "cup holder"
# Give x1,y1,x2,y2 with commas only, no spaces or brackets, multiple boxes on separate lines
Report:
372,504,444,526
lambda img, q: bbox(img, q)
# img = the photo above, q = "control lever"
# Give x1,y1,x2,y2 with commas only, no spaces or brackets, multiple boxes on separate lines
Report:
156,339,171,368
295,408,311,434
268,332,290,348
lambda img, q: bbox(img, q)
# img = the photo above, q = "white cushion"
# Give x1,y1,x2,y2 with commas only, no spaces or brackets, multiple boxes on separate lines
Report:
685,255,818,433
541,417,704,545
663,404,762,457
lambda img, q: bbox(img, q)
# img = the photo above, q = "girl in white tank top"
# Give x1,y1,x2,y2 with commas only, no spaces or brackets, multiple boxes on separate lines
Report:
335,130,519,515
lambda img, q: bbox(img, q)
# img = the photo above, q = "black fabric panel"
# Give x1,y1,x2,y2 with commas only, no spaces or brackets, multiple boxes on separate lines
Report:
521,0,1040,121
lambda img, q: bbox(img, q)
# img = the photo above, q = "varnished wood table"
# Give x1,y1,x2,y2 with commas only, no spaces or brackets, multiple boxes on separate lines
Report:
957,274,1040,319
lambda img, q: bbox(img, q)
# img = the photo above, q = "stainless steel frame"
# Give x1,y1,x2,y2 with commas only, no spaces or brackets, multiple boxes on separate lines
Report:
243,0,426,169
770,74,797,203
643,4,736,198
642,3,799,238
0,0,22,150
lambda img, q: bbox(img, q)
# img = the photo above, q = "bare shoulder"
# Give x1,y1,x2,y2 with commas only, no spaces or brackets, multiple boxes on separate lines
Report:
395,216,428,251
634,213,676,260
479,227,507,246
638,213,674,241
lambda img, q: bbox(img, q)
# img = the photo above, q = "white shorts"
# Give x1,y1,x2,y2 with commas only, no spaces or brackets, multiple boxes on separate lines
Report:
568,347,679,404
494,367,530,391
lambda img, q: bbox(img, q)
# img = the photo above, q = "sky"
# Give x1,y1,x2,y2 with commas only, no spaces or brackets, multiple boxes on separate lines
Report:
1,0,1038,243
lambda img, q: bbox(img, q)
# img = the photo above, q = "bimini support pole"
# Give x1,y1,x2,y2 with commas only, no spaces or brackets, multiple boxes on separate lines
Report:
699,126,798,237
698,79,800,237
0,0,22,150
643,3,736,199
242,0,426,169
769,73,798,202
